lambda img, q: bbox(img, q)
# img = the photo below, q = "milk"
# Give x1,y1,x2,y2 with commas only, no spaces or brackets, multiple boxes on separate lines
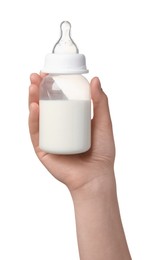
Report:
39,100,91,154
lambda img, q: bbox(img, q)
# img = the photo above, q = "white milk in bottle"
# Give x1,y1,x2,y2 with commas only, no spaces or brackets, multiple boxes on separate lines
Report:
39,21,91,154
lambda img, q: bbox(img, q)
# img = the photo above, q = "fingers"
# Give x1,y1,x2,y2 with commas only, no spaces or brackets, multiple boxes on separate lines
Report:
40,72,48,78
30,73,42,85
29,84,39,109
29,73,41,109
29,73,41,148
90,77,112,129
29,103,39,149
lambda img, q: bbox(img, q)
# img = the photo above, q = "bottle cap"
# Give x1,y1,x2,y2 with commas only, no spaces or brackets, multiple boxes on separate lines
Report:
42,21,88,74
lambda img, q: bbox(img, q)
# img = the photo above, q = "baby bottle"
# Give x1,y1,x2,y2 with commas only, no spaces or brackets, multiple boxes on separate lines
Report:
39,21,91,154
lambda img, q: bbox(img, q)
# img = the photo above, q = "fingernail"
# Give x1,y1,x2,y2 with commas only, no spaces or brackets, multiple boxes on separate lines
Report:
96,77,103,91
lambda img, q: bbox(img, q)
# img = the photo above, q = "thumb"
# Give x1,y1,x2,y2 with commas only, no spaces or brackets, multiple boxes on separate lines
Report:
90,77,112,129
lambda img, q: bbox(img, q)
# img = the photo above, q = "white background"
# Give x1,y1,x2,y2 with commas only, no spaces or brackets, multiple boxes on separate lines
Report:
0,0,154,259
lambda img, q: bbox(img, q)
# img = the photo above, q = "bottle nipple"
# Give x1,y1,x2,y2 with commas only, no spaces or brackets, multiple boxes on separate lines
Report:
52,21,79,54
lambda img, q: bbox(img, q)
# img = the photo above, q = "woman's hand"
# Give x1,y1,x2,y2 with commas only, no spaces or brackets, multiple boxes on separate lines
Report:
29,73,115,193
29,73,132,259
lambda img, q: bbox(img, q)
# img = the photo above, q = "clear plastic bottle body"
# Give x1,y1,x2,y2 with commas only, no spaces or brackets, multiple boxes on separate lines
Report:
39,74,91,154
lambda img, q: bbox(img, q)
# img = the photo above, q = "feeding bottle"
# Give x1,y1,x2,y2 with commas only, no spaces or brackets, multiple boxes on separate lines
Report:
39,21,91,154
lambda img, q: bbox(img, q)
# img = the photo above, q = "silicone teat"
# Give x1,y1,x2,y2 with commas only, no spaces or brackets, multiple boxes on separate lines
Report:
52,21,79,54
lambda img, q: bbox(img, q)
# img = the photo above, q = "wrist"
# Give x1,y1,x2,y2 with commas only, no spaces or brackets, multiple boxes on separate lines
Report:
70,168,117,203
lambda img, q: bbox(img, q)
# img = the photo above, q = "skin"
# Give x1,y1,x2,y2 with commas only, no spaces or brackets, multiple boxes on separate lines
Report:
28,73,131,260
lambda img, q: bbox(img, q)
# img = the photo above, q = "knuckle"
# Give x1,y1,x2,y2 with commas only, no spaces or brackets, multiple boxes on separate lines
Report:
103,92,108,102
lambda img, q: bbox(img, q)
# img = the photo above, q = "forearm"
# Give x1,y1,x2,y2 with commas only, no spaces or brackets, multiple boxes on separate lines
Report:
71,171,131,260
